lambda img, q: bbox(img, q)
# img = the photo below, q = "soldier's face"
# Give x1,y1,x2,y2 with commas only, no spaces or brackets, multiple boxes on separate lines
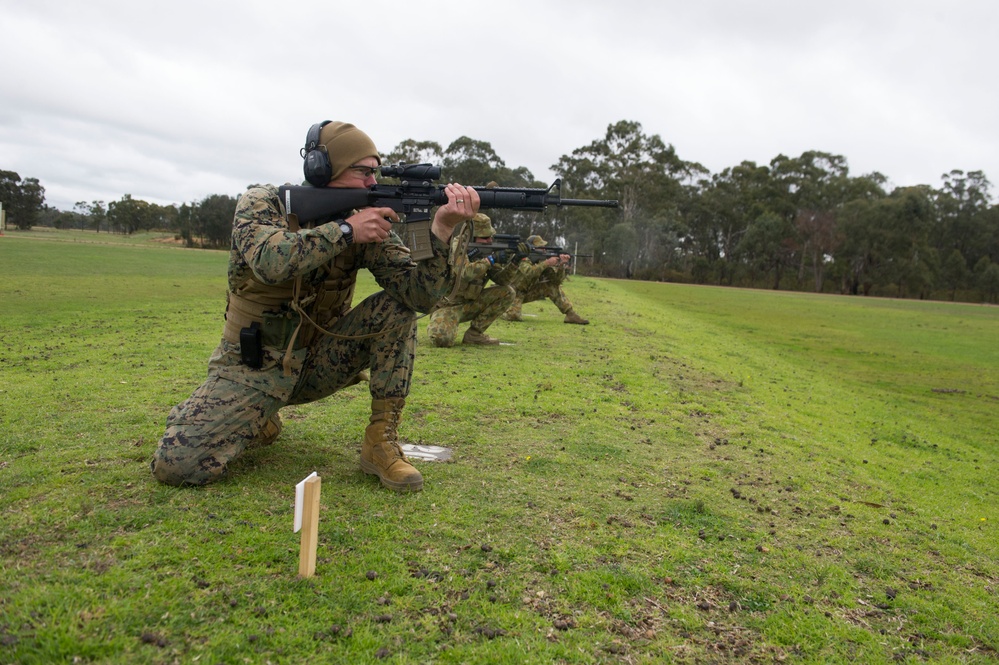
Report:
328,157,379,188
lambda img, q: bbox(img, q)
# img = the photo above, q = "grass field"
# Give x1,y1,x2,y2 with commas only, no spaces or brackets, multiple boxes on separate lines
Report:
1,230,997,664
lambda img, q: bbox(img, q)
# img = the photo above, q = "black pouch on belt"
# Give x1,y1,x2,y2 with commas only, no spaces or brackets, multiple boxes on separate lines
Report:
240,322,263,369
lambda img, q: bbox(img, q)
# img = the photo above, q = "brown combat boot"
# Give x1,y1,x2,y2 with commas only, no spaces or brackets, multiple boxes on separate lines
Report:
463,327,501,345
248,413,282,448
360,398,423,492
563,309,589,325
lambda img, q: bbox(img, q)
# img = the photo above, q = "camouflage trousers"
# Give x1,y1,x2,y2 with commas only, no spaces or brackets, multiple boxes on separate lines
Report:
505,280,572,319
151,290,416,486
427,284,515,347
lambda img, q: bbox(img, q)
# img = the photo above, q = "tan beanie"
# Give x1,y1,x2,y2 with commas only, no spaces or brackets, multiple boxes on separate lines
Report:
319,122,381,181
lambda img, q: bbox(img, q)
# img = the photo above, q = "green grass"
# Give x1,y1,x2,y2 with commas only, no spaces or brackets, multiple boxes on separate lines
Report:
1,231,997,664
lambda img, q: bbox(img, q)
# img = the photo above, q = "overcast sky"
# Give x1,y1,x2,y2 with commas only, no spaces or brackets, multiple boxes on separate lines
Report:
2,0,996,212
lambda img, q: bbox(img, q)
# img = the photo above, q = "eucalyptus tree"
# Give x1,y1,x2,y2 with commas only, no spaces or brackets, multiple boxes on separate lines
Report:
441,136,508,184
551,120,701,277
441,136,548,240
689,161,776,285
968,202,999,301
932,170,993,272
72,201,91,230
767,152,888,291
977,259,999,303
795,172,887,292
940,249,970,300
86,201,107,233
982,204,999,265
734,212,796,289
176,202,196,247
195,194,238,249
107,194,151,234
834,186,936,296
0,170,45,230
833,197,887,295
768,150,841,286
382,139,445,170
770,151,850,214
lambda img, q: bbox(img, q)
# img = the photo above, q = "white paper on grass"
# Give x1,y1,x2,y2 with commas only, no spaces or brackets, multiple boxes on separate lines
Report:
294,471,318,533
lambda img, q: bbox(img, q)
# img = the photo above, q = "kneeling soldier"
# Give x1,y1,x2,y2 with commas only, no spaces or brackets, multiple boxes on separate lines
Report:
151,120,480,492
428,213,516,347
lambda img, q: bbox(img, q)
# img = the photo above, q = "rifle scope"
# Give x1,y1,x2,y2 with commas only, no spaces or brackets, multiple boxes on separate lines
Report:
379,163,441,180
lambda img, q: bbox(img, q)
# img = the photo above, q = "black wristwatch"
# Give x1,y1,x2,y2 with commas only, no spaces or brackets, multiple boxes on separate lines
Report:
338,221,353,245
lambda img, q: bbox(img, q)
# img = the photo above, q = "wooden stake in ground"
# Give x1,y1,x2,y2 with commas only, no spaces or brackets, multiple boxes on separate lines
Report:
294,472,321,578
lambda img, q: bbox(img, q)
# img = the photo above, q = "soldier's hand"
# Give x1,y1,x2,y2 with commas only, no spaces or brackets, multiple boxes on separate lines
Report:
432,184,480,240
346,207,396,243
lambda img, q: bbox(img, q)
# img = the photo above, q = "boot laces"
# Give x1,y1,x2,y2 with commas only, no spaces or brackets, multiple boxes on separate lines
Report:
384,414,404,458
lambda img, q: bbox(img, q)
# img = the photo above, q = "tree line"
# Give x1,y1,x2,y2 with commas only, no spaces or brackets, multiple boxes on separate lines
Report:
1,171,239,250
4,119,998,302
551,123,999,303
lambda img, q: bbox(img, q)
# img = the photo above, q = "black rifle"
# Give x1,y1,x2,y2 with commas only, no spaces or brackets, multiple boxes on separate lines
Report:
467,233,527,264
277,163,618,260
467,236,591,265
532,245,593,261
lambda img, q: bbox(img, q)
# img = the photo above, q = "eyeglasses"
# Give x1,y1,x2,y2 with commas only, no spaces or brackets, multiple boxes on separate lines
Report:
348,165,379,179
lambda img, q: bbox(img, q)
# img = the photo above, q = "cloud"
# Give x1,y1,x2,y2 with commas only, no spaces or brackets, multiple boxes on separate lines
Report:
2,0,996,211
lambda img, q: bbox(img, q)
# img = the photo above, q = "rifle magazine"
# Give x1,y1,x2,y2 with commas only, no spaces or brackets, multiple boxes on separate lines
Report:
400,219,434,261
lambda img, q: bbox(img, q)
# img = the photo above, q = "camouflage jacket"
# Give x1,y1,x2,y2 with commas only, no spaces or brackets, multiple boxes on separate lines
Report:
447,257,495,303
225,184,456,347
489,258,547,292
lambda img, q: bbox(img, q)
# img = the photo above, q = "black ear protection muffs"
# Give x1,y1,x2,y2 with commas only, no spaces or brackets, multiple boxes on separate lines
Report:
302,120,333,186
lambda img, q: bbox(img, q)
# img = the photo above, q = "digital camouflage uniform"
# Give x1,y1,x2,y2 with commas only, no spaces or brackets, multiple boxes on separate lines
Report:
151,183,456,487
427,213,515,347
503,235,589,324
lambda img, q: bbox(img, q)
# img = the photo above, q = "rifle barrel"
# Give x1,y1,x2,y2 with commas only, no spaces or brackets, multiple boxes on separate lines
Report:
557,198,619,208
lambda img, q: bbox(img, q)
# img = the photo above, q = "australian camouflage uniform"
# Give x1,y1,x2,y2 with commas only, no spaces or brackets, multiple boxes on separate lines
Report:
502,235,588,324
427,213,515,347
150,183,457,490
